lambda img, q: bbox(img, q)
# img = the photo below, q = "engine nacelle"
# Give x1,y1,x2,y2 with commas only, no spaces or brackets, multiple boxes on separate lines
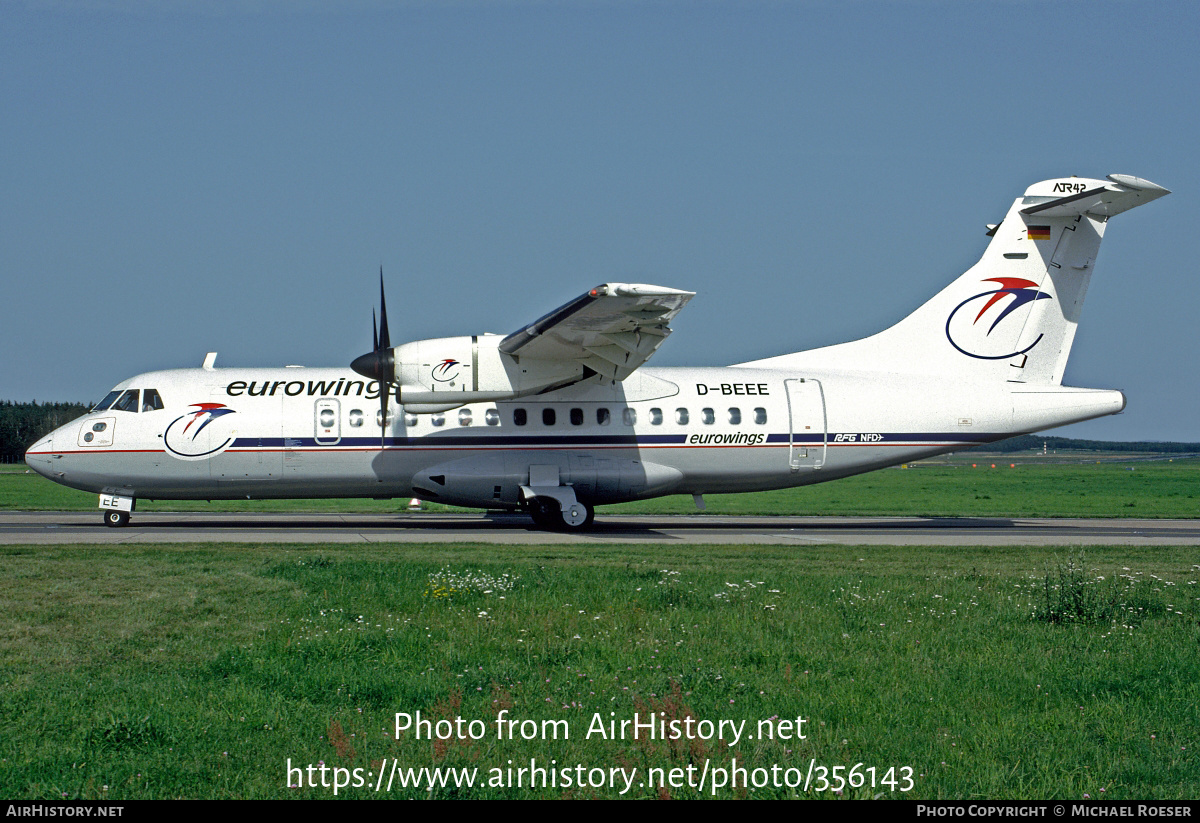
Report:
391,335,585,409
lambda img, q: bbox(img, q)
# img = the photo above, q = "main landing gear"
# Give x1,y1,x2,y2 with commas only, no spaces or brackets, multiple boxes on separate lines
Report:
526,496,596,531
520,464,595,531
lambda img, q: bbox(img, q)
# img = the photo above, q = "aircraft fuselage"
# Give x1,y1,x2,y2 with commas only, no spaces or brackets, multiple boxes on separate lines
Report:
25,363,1123,509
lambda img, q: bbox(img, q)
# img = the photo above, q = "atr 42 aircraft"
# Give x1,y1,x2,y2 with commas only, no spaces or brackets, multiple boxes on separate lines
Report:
26,174,1169,529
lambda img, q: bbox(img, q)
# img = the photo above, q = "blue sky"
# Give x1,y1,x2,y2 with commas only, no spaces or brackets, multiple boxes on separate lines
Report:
3,0,1196,441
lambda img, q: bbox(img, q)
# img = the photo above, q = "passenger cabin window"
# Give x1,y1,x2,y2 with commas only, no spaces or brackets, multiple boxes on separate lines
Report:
111,390,140,413
623,408,637,426
597,408,611,426
675,408,689,425
92,390,122,412
701,407,715,425
403,413,417,427
754,407,767,424
431,413,446,427
542,408,556,426
570,408,583,426
458,408,472,426
350,410,364,427
141,389,164,412
485,409,500,426
649,408,663,425
728,407,741,424
513,408,527,426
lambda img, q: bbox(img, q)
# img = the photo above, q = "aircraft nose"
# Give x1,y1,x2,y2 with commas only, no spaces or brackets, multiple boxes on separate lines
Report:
24,435,56,479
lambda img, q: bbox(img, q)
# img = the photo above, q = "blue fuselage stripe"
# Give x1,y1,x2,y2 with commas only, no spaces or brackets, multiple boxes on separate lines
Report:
230,432,1001,449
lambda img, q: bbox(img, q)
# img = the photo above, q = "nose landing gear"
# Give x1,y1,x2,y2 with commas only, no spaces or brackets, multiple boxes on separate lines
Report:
103,509,130,527
99,492,135,527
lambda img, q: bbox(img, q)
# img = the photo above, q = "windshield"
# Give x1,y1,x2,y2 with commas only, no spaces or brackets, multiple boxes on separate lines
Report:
110,389,140,413
91,387,164,413
91,390,122,412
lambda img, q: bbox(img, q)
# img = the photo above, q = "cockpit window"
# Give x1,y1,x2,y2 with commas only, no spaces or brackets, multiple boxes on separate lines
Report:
142,389,164,412
111,390,140,413
92,390,122,412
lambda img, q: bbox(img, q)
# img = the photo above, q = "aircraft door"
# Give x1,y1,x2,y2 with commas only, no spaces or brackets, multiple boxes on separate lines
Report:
314,399,341,445
785,378,826,471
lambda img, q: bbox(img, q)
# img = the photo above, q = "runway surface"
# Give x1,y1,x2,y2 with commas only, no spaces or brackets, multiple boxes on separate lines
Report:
3,511,1199,545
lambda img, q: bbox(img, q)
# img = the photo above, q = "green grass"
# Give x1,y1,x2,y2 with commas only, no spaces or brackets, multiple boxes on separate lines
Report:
3,457,1197,518
1,542,1196,799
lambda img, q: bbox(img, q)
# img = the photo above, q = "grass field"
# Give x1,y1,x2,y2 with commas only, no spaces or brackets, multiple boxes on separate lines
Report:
3,456,1198,519
1,541,1197,799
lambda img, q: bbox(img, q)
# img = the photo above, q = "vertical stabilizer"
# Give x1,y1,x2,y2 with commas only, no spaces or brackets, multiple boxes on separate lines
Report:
743,174,1169,385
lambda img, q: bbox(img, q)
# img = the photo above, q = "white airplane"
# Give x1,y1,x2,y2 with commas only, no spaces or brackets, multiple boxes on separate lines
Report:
26,174,1169,530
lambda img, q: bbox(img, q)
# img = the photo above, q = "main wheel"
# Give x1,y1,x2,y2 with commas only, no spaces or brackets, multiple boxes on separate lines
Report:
527,497,558,527
103,509,130,528
554,502,595,531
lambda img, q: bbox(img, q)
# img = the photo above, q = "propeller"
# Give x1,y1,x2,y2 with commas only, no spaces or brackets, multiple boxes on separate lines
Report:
351,269,397,448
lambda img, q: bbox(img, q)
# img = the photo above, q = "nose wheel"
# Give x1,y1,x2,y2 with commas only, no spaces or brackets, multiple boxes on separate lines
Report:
103,509,130,527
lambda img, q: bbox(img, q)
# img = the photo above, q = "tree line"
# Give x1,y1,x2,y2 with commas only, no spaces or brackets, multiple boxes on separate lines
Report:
979,434,1200,454
0,401,92,463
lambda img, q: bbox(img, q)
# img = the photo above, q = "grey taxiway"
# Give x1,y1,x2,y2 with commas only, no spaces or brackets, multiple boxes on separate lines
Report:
2,511,1198,545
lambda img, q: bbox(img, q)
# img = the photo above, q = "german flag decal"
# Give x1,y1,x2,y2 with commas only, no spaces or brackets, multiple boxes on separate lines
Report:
1027,225,1052,240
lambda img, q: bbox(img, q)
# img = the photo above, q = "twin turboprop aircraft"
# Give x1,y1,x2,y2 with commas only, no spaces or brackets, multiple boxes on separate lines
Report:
25,174,1169,529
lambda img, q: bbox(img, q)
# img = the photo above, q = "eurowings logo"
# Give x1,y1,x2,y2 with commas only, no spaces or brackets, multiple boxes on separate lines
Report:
164,403,238,459
431,359,461,383
945,278,1053,360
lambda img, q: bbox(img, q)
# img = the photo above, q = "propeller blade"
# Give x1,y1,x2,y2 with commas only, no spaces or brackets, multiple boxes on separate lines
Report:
350,270,398,451
378,267,391,350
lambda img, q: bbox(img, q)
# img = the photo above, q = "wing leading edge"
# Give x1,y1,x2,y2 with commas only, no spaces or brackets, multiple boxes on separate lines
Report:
499,283,695,381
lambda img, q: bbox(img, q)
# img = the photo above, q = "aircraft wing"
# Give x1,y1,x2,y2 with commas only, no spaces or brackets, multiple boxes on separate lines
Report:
498,283,695,380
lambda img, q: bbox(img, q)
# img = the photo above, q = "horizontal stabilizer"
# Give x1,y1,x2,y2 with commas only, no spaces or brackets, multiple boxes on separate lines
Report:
1020,174,1170,218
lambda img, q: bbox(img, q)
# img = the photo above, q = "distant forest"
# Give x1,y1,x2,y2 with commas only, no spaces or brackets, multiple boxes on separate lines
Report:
1,400,1197,464
980,434,1200,454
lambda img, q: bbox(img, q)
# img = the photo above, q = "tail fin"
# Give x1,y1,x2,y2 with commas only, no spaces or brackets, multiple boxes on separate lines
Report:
747,174,1169,384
